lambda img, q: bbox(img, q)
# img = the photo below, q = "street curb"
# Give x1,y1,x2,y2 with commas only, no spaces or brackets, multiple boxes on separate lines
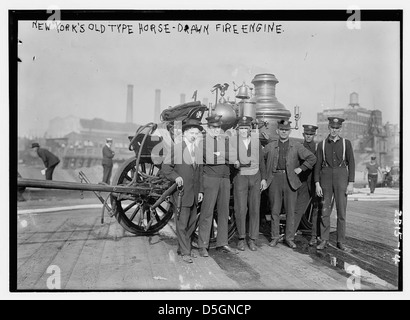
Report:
17,204,104,215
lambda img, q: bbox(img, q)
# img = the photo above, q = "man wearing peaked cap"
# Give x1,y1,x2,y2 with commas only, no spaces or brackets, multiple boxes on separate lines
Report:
294,124,320,246
31,142,60,180
264,119,317,249
314,116,355,251
232,116,267,251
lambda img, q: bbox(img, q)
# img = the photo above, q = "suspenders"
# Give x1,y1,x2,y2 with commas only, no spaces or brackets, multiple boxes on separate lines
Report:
322,138,345,167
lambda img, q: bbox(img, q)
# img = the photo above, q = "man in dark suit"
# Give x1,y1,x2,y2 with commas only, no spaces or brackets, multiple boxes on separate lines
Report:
31,142,60,180
264,120,316,249
102,138,115,184
162,119,204,263
314,117,355,251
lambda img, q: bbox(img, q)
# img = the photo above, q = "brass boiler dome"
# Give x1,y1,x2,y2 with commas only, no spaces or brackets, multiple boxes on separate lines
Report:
213,102,238,131
251,73,291,139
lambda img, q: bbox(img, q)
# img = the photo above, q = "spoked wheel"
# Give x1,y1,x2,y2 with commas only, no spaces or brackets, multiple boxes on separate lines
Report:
191,184,237,249
110,157,174,235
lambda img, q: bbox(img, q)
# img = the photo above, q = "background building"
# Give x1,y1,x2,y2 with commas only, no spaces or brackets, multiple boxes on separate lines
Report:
316,92,400,172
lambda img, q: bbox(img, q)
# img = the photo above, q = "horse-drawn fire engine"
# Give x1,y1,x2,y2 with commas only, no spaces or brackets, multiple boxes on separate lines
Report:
18,73,314,247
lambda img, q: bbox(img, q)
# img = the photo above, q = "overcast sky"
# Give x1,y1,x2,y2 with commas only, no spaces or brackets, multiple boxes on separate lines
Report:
17,18,400,138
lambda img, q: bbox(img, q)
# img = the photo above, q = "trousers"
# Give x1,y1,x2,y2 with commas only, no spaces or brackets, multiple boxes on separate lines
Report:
198,175,230,248
233,172,261,240
175,205,198,255
268,172,297,241
102,164,113,184
319,166,348,243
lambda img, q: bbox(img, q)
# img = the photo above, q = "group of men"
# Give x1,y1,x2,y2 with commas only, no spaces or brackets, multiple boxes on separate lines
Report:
162,114,356,263
27,113,356,264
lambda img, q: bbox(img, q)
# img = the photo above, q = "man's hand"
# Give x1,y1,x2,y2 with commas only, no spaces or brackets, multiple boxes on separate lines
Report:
41,169,46,175
260,179,267,191
346,182,354,195
294,167,302,175
316,182,323,197
198,192,204,202
234,160,240,169
175,176,183,187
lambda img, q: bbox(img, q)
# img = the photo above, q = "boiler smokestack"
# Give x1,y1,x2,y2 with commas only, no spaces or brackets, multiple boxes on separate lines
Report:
126,84,134,123
155,89,161,122
180,93,186,104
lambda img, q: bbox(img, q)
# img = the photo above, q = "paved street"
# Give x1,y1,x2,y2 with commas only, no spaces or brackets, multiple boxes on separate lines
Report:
14,186,401,292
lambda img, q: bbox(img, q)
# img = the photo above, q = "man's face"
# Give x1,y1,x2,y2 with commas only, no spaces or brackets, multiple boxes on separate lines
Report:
184,127,201,143
303,133,315,143
277,128,291,140
238,126,251,138
328,125,341,138
208,125,221,138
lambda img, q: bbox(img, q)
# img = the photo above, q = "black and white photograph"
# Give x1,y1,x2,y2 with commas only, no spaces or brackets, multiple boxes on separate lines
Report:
5,1,407,301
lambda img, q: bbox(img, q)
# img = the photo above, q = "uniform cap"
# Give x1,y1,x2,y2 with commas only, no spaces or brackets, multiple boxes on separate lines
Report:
237,116,253,128
328,117,345,128
205,114,223,127
277,119,292,130
302,124,318,134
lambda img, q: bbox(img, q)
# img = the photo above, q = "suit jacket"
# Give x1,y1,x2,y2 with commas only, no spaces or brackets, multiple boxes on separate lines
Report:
298,141,317,193
265,138,317,190
37,148,60,169
102,145,115,166
161,141,204,208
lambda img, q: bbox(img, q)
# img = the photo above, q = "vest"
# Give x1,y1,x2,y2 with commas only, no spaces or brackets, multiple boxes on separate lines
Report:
237,135,259,176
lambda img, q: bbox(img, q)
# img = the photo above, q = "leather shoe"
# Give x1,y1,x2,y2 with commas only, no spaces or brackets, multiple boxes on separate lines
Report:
199,248,209,257
248,240,257,251
269,238,280,247
181,255,193,263
337,242,347,251
216,245,238,254
237,239,245,251
285,240,297,249
316,240,328,250
308,238,318,246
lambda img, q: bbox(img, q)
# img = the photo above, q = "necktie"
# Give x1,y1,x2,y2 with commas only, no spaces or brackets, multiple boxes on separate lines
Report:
190,145,196,169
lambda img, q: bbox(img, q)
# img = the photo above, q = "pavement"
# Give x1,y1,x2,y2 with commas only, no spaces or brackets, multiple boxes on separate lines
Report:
16,186,400,215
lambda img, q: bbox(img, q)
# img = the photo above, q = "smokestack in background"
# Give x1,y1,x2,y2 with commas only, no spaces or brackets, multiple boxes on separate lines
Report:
180,93,186,104
126,84,134,123
154,89,161,122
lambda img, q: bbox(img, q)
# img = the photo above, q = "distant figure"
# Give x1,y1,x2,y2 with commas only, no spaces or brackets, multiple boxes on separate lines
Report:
102,138,115,185
31,142,60,180
364,156,382,194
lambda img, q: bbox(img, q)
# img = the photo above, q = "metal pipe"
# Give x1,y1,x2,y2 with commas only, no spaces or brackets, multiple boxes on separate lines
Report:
18,178,151,195
149,183,177,210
